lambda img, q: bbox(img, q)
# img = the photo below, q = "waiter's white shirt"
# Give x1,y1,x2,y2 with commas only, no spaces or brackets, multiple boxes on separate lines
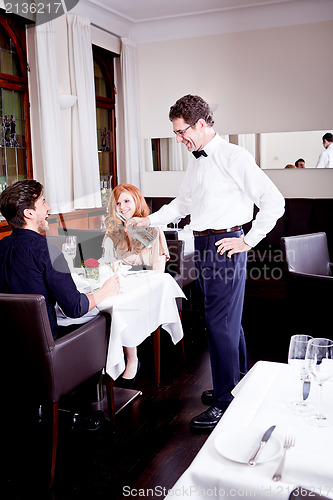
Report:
148,134,285,248
316,143,333,168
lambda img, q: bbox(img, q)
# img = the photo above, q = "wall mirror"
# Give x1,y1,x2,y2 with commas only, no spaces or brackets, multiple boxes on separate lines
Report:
144,129,329,171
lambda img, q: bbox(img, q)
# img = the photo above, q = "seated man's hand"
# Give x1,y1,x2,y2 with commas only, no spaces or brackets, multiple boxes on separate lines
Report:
102,274,120,295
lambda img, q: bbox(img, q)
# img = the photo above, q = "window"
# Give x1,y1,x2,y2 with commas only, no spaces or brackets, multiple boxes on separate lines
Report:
0,14,31,194
93,46,118,195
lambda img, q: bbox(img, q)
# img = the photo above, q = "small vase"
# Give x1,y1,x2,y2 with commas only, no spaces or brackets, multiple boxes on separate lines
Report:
84,266,100,280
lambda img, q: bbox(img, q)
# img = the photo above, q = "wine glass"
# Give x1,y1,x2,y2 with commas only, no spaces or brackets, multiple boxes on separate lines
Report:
305,337,333,427
174,217,182,230
287,334,313,413
62,236,77,272
110,260,123,293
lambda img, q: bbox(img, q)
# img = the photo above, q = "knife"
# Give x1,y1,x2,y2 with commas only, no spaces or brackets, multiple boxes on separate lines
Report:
248,425,276,466
303,379,311,400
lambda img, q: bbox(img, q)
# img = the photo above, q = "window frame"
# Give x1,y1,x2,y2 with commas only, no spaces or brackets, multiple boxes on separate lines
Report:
0,13,32,180
93,45,118,189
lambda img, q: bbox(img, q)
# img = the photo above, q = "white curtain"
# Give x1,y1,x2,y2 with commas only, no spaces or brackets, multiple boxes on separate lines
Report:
33,22,72,213
67,15,101,208
168,137,184,171
120,38,142,189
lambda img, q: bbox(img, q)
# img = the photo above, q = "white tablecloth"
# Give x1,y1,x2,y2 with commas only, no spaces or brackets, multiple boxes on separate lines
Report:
164,361,333,499
58,266,185,380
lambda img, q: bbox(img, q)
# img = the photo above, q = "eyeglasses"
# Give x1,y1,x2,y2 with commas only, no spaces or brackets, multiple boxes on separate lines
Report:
173,122,197,136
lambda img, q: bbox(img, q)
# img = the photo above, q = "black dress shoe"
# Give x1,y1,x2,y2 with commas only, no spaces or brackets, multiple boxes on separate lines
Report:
201,389,214,405
189,406,223,433
71,411,104,432
115,360,141,388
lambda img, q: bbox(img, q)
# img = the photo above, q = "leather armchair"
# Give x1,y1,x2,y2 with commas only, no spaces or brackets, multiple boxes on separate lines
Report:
280,232,332,334
0,293,114,488
165,239,185,311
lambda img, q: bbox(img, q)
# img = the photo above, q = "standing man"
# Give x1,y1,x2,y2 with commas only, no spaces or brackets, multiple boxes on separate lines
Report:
133,95,285,432
315,132,333,168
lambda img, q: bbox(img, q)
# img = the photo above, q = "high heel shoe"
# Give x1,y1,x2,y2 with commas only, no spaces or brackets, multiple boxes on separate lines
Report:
115,360,141,388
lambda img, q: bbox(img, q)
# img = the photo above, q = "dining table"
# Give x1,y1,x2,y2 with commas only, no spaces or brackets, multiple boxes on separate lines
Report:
57,264,186,380
164,360,333,499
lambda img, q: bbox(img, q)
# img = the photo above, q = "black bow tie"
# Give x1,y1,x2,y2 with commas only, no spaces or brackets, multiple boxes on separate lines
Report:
192,149,208,159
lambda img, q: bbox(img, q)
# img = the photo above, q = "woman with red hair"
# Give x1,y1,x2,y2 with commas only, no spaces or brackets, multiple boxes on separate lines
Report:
103,184,169,386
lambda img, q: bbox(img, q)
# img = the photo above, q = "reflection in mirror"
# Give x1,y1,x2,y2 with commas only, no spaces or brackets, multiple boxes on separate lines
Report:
145,130,329,171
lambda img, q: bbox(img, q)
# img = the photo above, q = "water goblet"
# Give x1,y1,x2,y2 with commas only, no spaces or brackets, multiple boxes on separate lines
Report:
305,337,333,427
174,217,182,230
287,334,314,413
62,236,77,272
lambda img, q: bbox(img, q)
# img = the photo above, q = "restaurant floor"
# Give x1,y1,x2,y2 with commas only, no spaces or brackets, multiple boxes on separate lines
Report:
4,278,290,500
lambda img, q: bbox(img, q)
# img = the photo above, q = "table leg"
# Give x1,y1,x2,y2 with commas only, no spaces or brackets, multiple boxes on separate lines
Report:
153,327,161,385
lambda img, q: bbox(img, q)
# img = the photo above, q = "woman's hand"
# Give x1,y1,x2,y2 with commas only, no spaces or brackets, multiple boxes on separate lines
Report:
215,235,251,258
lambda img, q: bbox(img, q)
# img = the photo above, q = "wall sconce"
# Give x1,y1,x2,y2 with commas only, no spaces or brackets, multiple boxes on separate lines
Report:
59,94,77,109
208,102,218,112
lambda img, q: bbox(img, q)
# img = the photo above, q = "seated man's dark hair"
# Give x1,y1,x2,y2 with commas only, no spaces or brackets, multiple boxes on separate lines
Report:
169,94,215,127
0,179,43,229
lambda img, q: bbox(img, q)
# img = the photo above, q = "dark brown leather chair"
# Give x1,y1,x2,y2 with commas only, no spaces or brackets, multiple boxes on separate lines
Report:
165,239,185,306
0,293,114,488
280,232,333,334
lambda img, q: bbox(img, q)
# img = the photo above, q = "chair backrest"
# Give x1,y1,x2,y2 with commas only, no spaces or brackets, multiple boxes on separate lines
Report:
281,232,331,276
163,230,179,240
165,239,185,279
45,234,67,250
58,228,104,266
0,293,55,401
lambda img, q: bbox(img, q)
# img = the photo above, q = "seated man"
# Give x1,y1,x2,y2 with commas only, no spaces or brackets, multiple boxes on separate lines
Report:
0,179,119,339
0,180,119,430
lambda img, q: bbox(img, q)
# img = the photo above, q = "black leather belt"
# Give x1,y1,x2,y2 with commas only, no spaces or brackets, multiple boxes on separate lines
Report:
193,226,242,237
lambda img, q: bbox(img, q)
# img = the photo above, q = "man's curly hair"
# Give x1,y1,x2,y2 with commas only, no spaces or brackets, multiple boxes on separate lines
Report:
169,94,214,127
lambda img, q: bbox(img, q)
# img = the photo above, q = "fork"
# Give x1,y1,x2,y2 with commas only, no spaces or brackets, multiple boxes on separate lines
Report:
272,428,296,482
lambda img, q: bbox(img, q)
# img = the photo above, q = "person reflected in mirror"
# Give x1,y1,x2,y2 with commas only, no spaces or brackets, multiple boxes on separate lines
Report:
315,132,333,168
295,158,305,168
103,183,169,386
285,164,297,169
130,94,285,432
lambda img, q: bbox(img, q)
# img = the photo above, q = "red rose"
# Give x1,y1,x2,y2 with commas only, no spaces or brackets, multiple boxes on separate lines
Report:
84,258,100,268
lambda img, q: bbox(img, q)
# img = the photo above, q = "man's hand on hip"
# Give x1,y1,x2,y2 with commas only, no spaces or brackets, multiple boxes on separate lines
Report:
215,235,251,258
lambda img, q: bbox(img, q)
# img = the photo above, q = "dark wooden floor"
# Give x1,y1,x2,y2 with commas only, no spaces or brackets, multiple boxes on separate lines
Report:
4,278,290,500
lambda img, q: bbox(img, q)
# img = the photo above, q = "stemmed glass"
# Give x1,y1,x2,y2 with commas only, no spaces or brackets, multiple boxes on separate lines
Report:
110,260,123,293
287,334,313,413
62,236,77,272
305,338,333,427
174,217,182,230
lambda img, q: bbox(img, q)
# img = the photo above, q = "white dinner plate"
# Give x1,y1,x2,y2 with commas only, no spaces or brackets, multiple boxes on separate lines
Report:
214,427,282,464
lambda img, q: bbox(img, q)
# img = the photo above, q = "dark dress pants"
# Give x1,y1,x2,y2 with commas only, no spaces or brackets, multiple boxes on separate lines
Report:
195,231,248,410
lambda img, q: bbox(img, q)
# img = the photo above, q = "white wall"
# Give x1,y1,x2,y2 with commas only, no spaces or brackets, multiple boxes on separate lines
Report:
137,21,333,198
